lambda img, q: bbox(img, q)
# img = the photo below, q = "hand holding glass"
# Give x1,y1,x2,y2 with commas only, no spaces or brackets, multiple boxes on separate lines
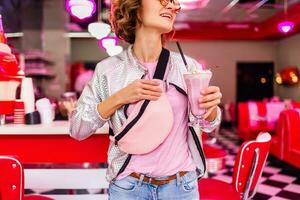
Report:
184,70,212,127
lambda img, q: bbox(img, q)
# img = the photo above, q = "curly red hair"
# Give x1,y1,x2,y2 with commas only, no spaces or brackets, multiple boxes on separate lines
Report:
109,0,175,44
109,0,142,44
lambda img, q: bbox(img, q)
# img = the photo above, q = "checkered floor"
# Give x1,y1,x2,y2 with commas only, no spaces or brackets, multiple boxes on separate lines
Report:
211,128,300,200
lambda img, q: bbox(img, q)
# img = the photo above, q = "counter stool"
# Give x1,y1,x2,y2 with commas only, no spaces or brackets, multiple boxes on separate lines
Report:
199,132,272,200
0,155,54,200
203,144,227,173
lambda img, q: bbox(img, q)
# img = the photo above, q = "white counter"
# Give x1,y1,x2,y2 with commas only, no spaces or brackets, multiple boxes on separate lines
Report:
0,120,109,135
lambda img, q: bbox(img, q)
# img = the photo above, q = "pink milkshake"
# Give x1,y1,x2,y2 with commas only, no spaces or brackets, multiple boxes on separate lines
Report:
184,70,212,117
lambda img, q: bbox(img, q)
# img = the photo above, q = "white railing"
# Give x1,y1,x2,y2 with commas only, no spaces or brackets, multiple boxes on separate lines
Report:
24,168,109,200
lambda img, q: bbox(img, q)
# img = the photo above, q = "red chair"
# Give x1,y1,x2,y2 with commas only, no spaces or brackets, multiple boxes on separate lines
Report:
199,132,272,200
0,156,53,200
275,109,300,168
270,110,287,160
229,102,236,124
292,101,300,109
223,102,236,126
203,144,227,173
0,156,24,200
238,101,282,141
238,102,268,141
202,129,227,173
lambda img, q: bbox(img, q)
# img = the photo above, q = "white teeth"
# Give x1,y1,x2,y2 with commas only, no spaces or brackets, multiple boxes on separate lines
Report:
160,14,172,19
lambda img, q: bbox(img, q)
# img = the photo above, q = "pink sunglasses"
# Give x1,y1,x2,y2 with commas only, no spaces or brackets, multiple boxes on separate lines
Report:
160,0,181,13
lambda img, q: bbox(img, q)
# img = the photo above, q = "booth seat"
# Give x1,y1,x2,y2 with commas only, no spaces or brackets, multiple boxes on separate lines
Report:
223,102,236,127
271,109,300,168
269,110,286,161
238,102,286,140
292,102,300,109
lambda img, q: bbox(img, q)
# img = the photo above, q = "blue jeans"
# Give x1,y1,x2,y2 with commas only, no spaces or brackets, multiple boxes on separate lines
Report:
108,171,199,200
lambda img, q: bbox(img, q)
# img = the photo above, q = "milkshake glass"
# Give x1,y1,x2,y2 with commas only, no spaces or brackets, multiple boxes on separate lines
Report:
184,70,212,126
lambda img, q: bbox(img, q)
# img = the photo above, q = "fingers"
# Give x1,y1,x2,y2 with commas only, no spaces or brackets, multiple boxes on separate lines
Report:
141,89,162,98
140,79,160,86
199,98,220,109
199,91,222,103
141,94,160,101
198,86,221,120
201,86,220,95
138,79,162,101
141,83,162,93
198,86,222,112
203,106,218,120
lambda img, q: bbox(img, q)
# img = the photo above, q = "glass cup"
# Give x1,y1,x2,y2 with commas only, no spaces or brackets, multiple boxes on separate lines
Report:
184,70,212,127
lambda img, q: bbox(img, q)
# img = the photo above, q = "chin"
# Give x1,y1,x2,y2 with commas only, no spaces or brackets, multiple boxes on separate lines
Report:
158,25,174,34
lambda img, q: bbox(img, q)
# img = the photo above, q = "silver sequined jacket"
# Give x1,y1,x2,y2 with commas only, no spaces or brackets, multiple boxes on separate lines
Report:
69,45,221,183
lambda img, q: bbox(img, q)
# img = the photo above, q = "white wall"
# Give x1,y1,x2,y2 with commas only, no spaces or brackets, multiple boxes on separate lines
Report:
71,38,128,62
276,33,300,101
71,38,107,62
167,41,278,103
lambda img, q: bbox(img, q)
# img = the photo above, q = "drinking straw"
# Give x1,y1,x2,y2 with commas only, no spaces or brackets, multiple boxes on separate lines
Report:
176,41,188,68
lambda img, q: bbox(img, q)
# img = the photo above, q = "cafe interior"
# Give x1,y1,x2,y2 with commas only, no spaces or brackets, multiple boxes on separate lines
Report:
0,0,300,199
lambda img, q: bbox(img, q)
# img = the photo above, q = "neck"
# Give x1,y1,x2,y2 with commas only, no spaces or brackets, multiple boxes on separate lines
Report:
133,27,163,63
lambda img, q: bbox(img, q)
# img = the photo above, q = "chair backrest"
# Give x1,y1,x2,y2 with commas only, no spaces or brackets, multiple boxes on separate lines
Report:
232,132,271,200
248,102,259,128
238,102,250,130
243,102,267,129
0,156,24,200
266,102,285,129
280,109,300,143
279,109,300,167
229,102,236,122
292,102,300,109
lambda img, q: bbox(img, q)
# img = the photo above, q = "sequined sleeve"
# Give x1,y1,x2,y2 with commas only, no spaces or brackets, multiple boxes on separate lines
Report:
69,63,109,141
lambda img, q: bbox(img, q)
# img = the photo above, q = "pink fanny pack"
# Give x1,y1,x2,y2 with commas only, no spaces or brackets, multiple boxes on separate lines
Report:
111,48,174,155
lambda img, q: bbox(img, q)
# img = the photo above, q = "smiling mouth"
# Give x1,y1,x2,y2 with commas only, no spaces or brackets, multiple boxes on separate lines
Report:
160,13,173,20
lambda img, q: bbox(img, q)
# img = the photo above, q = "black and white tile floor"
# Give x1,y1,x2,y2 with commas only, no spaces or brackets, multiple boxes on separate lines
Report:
212,128,300,200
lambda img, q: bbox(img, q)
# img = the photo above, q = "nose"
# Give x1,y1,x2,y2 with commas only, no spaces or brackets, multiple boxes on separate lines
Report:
165,2,181,13
165,1,181,13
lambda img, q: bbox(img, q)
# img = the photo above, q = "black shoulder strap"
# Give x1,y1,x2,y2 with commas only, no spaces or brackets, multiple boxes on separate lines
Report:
115,48,170,142
153,48,170,80
124,48,169,119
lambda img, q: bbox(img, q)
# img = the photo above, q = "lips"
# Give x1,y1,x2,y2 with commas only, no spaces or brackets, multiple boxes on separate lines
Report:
160,13,173,20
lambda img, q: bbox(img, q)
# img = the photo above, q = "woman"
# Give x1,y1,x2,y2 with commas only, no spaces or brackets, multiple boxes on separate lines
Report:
70,0,222,199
